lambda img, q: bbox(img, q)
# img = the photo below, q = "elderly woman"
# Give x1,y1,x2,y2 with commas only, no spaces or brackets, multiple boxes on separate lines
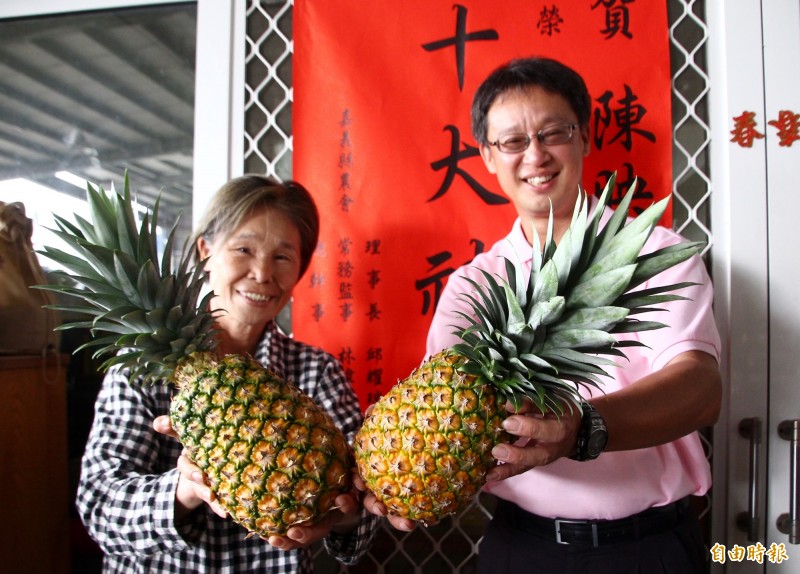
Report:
77,175,377,573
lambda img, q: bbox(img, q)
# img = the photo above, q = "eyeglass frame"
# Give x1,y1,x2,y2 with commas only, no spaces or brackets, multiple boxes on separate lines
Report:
487,123,581,153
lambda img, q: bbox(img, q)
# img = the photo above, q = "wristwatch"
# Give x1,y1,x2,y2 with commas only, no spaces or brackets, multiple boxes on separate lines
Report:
571,403,608,461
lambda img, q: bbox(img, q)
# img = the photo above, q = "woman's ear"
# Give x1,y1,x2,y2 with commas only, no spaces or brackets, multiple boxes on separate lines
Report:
196,236,212,265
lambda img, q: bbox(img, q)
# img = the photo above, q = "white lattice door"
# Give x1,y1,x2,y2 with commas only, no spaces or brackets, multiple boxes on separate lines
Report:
710,0,800,572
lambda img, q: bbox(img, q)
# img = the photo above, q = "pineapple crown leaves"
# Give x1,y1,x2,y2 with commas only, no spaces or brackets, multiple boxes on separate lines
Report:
451,172,705,415
34,172,218,384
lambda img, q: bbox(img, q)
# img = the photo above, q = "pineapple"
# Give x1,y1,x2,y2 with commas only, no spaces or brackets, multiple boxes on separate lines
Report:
37,175,352,537
355,174,704,524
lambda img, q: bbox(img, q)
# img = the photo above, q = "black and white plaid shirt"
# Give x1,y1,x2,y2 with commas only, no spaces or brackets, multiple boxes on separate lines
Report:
76,321,378,573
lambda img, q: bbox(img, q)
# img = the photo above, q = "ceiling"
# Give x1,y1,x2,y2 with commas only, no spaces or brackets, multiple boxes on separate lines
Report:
0,2,197,232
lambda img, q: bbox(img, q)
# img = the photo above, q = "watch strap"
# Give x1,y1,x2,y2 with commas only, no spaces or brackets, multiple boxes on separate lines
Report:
570,403,607,462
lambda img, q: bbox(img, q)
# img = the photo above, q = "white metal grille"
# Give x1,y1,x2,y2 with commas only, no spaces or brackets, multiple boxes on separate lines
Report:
243,1,713,571
244,0,293,181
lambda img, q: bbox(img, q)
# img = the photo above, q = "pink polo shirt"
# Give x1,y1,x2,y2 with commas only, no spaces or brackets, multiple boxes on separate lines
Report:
425,203,721,520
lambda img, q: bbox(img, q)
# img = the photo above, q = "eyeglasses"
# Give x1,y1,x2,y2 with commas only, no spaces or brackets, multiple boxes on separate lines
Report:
488,123,580,153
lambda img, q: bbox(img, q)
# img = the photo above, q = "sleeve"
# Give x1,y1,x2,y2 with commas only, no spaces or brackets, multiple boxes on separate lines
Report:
307,353,364,442
75,368,204,557
425,264,483,357
323,510,381,565
307,354,379,564
644,249,722,370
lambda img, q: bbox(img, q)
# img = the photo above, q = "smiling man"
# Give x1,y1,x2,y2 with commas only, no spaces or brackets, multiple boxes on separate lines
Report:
425,57,723,573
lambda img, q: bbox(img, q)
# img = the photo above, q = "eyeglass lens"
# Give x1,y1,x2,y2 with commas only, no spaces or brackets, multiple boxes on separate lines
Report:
494,124,577,152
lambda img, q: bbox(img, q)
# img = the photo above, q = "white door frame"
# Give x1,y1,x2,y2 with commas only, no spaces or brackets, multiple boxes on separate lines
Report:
708,0,770,569
709,0,800,571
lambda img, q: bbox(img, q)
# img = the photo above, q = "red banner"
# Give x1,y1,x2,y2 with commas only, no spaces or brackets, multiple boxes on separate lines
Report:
293,1,672,410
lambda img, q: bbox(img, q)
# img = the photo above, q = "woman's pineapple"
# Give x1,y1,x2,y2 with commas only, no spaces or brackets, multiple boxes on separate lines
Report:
355,174,705,523
37,176,352,537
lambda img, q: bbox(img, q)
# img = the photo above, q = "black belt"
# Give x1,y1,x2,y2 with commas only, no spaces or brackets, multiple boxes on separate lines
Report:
498,498,691,547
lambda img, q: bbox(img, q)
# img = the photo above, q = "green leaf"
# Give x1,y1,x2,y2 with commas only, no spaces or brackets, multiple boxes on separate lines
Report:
578,173,616,271
501,281,526,329
595,193,669,267
542,328,617,350
36,246,104,282
527,296,565,329
136,260,161,310
533,258,559,302
614,282,697,308
113,252,144,308
86,181,122,250
628,242,704,290
518,352,556,372
610,319,669,333
567,264,636,309
539,347,619,369
115,174,140,259
504,253,528,308
591,178,638,260
549,306,629,332
575,228,649,286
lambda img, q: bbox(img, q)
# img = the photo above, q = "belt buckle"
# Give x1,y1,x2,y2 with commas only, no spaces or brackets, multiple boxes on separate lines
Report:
554,518,599,546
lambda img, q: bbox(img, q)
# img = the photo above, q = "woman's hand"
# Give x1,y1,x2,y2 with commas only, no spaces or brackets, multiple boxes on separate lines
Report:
154,414,365,547
263,489,362,550
153,415,228,520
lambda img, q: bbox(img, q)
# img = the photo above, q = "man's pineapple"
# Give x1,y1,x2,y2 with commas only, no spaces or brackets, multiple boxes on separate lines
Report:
37,176,352,537
355,174,704,524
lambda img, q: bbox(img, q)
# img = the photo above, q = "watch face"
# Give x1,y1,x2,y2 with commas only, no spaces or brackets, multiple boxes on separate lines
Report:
587,428,608,456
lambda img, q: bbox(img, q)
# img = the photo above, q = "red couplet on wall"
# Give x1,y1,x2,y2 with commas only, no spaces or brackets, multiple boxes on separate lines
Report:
292,1,673,410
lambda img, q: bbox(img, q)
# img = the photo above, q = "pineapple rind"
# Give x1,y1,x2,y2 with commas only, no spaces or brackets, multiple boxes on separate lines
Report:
171,353,353,537
354,350,509,524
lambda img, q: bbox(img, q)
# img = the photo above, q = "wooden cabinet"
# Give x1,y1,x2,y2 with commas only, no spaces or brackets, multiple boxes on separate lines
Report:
0,354,69,574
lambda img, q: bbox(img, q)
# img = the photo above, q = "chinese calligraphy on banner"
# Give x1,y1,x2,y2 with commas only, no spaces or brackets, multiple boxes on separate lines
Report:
293,1,673,410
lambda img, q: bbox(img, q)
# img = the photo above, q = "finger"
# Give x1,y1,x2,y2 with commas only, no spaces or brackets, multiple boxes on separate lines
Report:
499,413,548,440
334,493,360,517
386,514,417,531
363,493,387,517
281,513,335,548
177,453,205,483
492,441,551,468
153,415,176,437
502,411,577,443
362,492,419,530
283,527,312,547
485,461,526,482
505,398,537,414
352,472,367,492
209,498,228,519
266,535,295,550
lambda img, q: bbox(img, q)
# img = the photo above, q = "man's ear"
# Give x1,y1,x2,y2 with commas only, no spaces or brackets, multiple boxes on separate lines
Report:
579,124,591,157
479,143,498,175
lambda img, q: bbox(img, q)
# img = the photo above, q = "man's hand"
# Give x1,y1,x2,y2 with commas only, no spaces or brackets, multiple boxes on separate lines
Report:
485,400,582,482
353,470,420,532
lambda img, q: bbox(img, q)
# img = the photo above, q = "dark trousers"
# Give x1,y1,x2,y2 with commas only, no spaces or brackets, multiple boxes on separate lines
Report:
477,500,708,574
